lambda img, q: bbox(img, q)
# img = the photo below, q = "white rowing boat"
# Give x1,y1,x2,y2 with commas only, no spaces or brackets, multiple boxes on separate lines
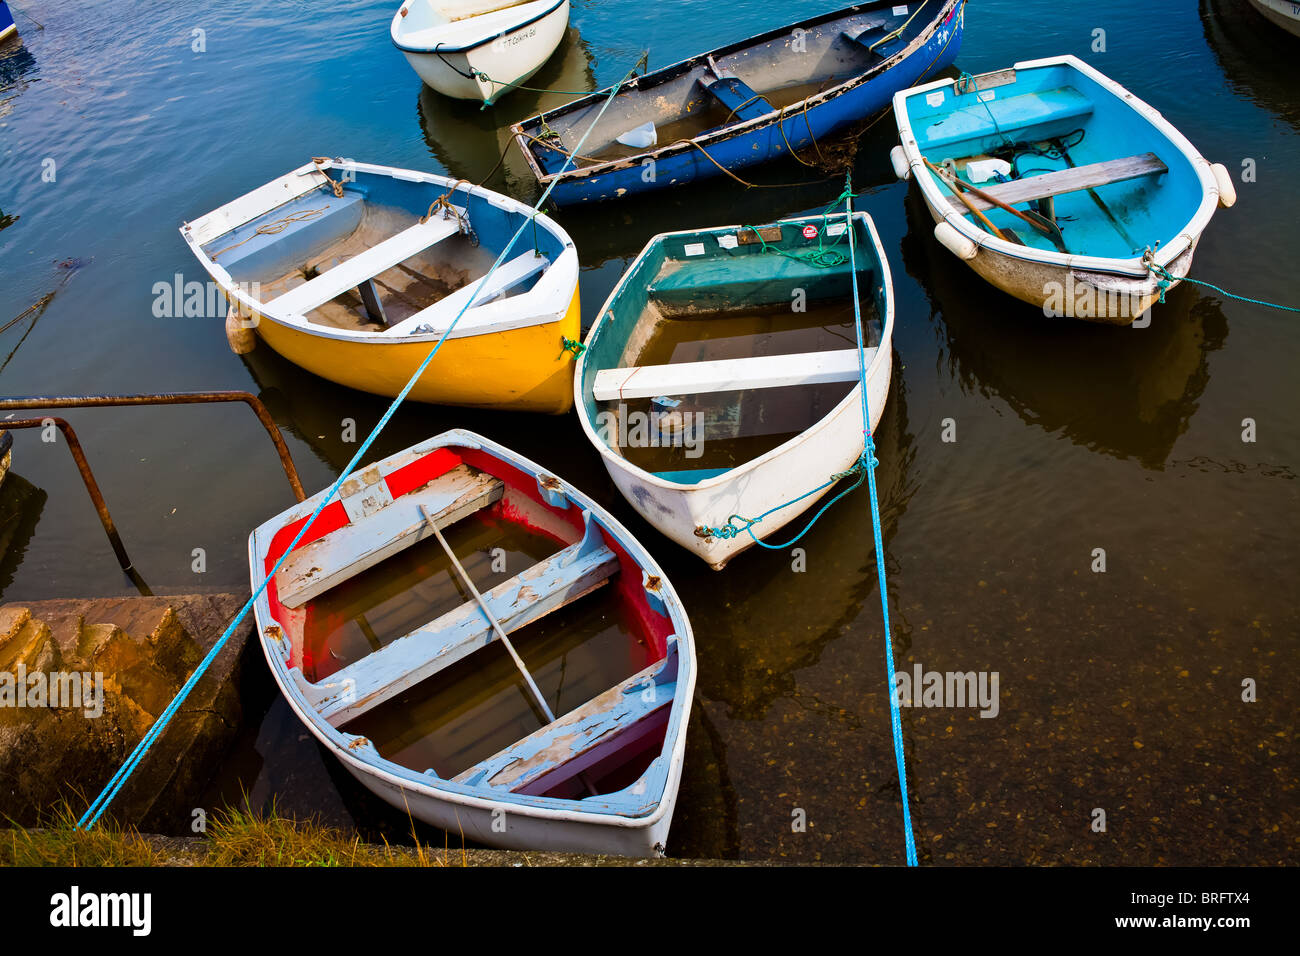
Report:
250,430,695,856
391,0,570,105
1247,0,1300,38
574,212,894,570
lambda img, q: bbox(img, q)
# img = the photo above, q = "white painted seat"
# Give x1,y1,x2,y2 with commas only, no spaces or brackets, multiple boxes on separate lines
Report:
266,214,462,318
274,464,503,609
386,251,550,336
592,348,874,402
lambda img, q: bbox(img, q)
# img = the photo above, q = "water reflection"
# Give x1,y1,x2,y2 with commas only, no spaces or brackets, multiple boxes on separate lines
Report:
0,39,36,120
416,27,598,196
900,189,1227,470
0,471,47,601
1201,0,1300,130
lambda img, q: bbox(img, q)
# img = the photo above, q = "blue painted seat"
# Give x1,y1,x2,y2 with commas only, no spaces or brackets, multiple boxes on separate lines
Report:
702,76,772,123
920,86,1095,151
205,189,365,280
452,650,679,797
843,25,906,61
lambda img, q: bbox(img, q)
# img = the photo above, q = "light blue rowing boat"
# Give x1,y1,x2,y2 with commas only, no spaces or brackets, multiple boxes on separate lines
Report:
892,55,1236,324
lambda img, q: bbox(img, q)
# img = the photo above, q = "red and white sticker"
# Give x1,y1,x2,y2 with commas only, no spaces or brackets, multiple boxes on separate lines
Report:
802,224,819,239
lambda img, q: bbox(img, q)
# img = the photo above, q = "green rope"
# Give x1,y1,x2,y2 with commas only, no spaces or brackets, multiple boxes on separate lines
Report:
1148,262,1300,312
474,53,649,109
737,186,863,270
560,336,585,358
695,450,874,546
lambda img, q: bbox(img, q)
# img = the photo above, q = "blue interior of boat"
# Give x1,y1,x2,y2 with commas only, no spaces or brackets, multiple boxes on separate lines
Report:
904,61,1204,259
204,168,567,289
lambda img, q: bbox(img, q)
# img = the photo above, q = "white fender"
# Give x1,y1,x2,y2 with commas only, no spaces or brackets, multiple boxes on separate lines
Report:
934,220,978,261
1211,163,1236,208
890,145,911,181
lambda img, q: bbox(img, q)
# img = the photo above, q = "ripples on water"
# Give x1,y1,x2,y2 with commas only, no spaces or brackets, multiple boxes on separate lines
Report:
0,0,1295,862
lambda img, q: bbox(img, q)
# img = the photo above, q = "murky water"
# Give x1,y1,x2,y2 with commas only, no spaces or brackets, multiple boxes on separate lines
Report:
0,0,1295,863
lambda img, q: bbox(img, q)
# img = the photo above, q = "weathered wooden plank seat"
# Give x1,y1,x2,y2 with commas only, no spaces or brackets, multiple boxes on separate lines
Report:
451,652,677,794
311,531,621,725
385,251,550,336
944,152,1167,214
701,75,772,122
592,348,873,401
275,463,503,609
266,214,462,318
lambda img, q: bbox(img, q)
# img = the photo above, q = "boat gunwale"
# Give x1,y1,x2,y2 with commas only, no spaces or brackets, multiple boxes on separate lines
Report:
248,428,696,827
389,0,569,55
893,53,1224,278
573,211,895,495
181,160,580,344
508,0,965,187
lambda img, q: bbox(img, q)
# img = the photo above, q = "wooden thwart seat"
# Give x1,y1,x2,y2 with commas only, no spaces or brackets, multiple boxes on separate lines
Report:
451,655,676,794
267,214,461,317
385,251,549,336
945,152,1167,214
311,534,620,725
275,464,503,609
592,347,874,401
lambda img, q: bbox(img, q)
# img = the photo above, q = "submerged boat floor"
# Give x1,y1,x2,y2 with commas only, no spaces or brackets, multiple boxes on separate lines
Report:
605,298,881,476
288,461,662,792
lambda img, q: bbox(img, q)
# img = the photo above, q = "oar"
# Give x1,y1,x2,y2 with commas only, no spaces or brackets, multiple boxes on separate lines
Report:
925,158,1067,252
419,505,556,725
923,158,1008,241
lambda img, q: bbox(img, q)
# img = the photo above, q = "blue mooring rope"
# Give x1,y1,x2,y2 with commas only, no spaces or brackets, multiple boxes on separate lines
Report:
700,176,919,864
77,55,647,832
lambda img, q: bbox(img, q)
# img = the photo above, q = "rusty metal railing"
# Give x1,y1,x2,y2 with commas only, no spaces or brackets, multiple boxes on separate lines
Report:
0,391,305,575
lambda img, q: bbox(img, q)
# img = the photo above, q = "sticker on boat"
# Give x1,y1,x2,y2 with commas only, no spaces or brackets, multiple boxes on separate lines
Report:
684,242,706,256
718,234,738,249
802,225,819,239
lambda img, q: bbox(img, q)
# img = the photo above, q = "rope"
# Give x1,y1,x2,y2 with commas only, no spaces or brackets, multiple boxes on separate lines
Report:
1147,261,1300,312
470,52,648,108
310,157,345,198
694,176,918,864
868,0,929,52
76,53,648,832
209,208,330,260
560,336,585,358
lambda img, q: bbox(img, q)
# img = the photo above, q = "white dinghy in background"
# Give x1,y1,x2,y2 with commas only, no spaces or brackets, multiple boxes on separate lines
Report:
391,0,570,105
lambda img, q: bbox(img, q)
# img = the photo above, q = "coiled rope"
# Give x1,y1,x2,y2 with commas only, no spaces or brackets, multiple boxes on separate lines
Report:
76,53,648,831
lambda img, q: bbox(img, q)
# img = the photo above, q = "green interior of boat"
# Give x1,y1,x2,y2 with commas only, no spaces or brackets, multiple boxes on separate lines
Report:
580,218,884,483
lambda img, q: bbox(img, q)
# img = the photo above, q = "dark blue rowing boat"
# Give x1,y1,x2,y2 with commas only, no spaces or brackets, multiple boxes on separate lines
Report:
510,0,965,206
